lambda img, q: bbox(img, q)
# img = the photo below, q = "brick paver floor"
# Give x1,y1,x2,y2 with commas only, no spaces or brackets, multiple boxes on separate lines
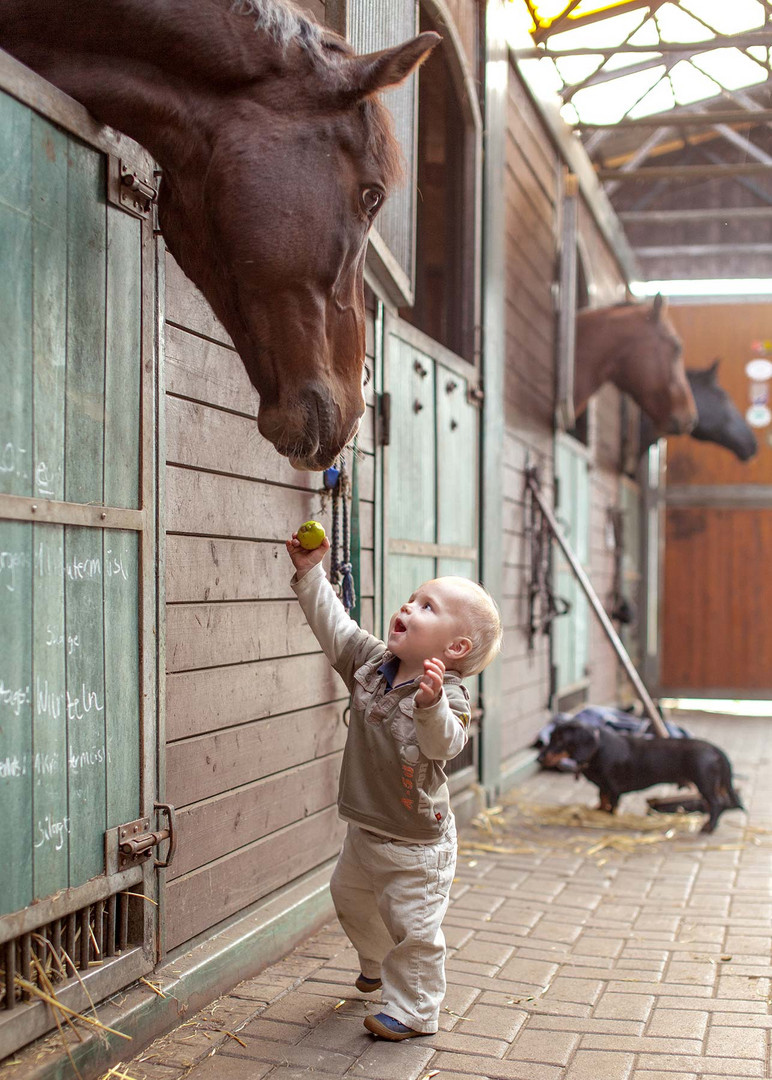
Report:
115,712,772,1080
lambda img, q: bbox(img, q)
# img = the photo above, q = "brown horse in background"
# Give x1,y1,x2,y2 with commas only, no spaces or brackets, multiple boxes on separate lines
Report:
575,296,697,435
0,0,438,469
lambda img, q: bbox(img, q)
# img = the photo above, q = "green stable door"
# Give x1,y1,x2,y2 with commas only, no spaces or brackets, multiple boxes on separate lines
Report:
381,314,482,787
0,58,158,1058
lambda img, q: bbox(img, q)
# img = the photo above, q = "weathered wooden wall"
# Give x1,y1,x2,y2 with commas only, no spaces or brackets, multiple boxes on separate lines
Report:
576,205,631,708
162,253,377,951
499,63,634,770
499,66,557,767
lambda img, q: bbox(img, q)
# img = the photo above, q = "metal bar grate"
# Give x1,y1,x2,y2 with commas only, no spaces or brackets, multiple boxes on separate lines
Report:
0,891,142,1011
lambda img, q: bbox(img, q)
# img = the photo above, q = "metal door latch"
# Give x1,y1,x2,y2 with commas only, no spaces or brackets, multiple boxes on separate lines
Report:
106,803,177,874
107,156,158,218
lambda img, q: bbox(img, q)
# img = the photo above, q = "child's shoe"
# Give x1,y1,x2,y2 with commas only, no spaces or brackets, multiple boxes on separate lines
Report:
355,974,382,992
364,1012,422,1040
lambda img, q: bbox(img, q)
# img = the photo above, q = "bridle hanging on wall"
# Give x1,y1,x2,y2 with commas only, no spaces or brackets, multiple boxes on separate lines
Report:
525,467,570,650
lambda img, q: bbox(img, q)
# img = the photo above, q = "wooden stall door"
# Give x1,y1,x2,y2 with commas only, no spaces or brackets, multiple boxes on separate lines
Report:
659,302,772,697
382,314,481,785
0,54,158,1057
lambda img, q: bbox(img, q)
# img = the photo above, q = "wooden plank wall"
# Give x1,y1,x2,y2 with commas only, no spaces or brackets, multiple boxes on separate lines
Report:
660,302,772,695
162,253,377,951
499,68,558,767
499,70,634,768
576,205,630,707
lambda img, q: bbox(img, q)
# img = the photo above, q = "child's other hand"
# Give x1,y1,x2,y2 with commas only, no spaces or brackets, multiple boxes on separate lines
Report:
415,657,445,708
286,534,330,579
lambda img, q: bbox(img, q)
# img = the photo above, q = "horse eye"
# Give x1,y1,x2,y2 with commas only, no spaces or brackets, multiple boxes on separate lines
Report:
361,187,384,217
362,365,372,387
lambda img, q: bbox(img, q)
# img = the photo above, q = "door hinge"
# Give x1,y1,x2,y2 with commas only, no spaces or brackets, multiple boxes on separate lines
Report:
377,391,391,447
107,156,158,219
105,802,177,874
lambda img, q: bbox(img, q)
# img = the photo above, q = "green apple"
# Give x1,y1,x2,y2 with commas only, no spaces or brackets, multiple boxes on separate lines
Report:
297,520,326,550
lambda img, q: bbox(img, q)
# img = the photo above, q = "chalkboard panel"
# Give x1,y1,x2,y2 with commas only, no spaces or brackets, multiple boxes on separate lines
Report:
0,523,141,912
0,92,145,915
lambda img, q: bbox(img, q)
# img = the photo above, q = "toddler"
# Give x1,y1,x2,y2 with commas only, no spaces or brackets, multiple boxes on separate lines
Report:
287,532,502,1040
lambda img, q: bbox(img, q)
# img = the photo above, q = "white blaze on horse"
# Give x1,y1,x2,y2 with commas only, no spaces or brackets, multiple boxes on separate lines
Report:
574,296,697,436
0,0,439,469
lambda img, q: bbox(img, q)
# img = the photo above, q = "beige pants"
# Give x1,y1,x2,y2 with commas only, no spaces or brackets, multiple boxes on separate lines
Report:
330,820,457,1033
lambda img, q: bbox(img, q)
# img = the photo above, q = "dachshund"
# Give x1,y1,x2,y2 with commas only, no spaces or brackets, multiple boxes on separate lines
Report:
539,721,743,833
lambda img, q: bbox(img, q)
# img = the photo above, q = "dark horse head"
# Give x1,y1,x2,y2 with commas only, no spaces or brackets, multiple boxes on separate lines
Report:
575,295,697,436
640,360,758,460
0,0,439,469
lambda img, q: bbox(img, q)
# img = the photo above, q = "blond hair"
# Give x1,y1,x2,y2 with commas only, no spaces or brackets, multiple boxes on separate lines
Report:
437,577,503,677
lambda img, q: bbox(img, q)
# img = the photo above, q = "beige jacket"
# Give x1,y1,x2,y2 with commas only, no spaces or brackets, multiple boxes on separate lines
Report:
292,563,471,842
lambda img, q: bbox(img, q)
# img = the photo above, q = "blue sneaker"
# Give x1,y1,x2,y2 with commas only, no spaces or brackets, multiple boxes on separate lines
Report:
355,973,382,992
364,1012,422,1040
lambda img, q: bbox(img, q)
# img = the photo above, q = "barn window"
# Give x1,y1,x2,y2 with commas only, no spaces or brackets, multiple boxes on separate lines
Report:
332,0,421,306
556,169,590,444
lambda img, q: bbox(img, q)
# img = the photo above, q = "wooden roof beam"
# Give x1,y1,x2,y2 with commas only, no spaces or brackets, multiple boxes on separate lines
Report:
635,242,772,257
620,206,772,223
579,109,772,128
596,162,772,181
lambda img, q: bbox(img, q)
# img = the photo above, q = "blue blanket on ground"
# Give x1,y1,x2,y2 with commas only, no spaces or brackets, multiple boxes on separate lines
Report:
534,705,692,770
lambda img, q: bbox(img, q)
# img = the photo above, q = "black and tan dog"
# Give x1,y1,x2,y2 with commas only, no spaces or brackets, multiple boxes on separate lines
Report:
540,721,743,833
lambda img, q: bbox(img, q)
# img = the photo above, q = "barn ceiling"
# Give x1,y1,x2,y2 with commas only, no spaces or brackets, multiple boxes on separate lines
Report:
512,1,772,284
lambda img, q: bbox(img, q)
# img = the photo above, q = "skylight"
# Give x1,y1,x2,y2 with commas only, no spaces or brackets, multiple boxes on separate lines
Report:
509,0,771,126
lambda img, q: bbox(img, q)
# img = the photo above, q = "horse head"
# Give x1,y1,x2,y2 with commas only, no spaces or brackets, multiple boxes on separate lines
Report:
0,0,439,469
619,296,697,436
685,360,757,460
575,296,697,435
158,23,440,469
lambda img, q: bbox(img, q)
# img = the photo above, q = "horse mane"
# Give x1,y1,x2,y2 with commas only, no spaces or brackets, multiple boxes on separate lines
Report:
232,0,328,55
232,0,403,186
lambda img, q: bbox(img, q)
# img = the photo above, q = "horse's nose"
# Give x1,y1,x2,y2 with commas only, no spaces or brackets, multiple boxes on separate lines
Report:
667,411,697,436
298,382,336,448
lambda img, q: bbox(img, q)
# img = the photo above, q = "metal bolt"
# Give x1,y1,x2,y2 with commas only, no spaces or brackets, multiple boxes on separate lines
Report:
30,504,37,513
100,512,107,520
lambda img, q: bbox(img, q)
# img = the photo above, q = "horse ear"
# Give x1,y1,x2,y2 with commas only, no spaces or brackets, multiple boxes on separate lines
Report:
649,293,664,324
348,31,441,98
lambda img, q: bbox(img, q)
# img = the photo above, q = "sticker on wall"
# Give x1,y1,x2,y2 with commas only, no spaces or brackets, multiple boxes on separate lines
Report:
746,347,772,430
745,358,772,382
746,403,772,428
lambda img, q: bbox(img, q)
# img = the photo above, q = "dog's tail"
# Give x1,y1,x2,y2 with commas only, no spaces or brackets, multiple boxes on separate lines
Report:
726,784,744,811
718,751,744,810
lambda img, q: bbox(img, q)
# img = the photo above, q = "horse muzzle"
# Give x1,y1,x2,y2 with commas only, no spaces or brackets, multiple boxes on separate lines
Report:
259,384,362,472
667,412,698,436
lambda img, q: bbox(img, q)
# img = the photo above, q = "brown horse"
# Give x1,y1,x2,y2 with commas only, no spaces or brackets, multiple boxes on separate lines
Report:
0,0,438,469
574,296,697,435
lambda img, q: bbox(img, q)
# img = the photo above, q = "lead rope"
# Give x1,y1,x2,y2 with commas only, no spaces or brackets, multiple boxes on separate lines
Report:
324,452,357,614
